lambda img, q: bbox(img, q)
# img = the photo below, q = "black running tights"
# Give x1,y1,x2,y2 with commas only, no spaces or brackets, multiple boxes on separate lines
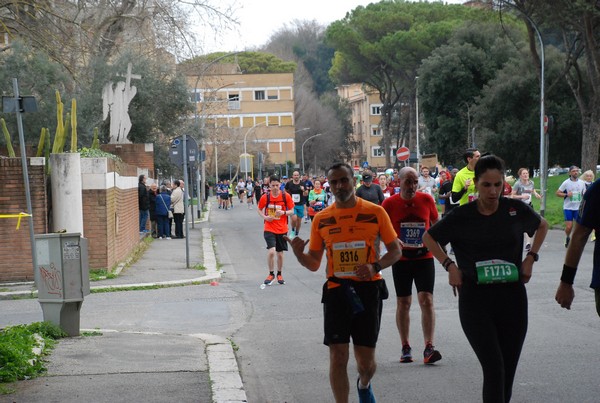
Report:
459,281,528,403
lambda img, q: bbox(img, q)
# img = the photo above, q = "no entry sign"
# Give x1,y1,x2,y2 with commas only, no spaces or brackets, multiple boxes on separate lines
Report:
396,146,410,162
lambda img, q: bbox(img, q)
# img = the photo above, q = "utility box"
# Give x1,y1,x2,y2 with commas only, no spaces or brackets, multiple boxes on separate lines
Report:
34,233,90,336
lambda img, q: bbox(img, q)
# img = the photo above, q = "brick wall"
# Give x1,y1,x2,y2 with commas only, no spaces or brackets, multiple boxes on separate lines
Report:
0,151,153,282
0,158,47,282
101,143,154,177
81,158,142,270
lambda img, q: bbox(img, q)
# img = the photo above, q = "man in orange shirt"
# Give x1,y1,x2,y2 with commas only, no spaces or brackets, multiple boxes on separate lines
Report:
286,163,401,403
257,175,295,285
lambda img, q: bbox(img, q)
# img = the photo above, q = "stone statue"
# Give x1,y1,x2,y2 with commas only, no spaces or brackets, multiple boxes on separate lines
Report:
102,63,141,144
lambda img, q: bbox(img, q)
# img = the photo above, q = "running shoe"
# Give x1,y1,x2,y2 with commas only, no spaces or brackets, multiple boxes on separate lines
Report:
357,378,376,403
277,274,285,285
565,237,570,248
423,344,442,364
400,344,413,363
264,274,275,285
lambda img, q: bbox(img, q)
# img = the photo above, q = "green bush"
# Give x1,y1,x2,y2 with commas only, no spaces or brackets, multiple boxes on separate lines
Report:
0,322,66,383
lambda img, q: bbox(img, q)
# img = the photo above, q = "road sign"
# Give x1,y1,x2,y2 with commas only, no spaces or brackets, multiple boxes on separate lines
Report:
169,135,199,167
396,146,410,162
362,161,369,168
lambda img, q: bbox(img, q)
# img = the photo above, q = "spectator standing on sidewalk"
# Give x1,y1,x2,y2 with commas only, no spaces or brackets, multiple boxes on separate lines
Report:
257,175,294,285
138,174,150,233
286,162,401,403
556,166,586,248
148,182,159,238
155,185,172,239
171,180,185,239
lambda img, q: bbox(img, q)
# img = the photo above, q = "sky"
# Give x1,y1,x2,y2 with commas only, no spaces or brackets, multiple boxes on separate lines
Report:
198,0,465,54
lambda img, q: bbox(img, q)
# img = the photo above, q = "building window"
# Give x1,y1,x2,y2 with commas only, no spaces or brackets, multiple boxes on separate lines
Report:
371,104,383,115
190,91,203,103
371,126,382,136
371,146,384,157
228,94,240,110
255,90,265,100
267,94,278,100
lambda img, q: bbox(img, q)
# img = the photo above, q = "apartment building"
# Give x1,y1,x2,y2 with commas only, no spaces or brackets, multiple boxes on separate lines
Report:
187,65,296,179
337,83,389,170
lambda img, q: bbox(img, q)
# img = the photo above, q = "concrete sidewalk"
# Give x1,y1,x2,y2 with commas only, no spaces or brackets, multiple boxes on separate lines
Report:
1,204,248,403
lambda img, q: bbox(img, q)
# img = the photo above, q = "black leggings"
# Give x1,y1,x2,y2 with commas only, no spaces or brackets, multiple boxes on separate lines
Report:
459,280,528,403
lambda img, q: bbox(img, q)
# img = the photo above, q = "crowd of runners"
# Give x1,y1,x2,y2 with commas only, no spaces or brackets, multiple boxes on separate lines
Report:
210,150,598,403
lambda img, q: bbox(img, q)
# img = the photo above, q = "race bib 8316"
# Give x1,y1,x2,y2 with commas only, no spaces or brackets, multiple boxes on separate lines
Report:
332,241,367,277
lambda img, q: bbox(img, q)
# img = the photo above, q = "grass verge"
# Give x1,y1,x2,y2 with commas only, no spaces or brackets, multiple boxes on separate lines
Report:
0,321,67,392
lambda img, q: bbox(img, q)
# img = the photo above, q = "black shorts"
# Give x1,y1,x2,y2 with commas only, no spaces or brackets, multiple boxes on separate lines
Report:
219,193,229,200
392,258,435,297
264,231,288,252
322,280,387,348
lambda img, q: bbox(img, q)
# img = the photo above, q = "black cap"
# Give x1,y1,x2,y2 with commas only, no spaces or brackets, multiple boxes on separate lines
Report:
362,174,373,182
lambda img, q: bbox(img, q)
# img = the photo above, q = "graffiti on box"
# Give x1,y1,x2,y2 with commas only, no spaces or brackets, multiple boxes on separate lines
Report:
40,263,62,298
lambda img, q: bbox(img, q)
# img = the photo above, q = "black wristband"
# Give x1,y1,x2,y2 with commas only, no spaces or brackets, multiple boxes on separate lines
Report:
560,264,577,285
442,258,455,272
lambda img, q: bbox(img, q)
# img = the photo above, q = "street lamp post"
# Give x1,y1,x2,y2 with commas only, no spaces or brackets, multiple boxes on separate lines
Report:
302,133,322,174
415,76,420,172
243,121,267,179
293,127,311,174
501,2,547,216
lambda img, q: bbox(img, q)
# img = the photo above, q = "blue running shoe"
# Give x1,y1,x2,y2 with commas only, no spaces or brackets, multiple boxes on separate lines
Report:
357,378,376,403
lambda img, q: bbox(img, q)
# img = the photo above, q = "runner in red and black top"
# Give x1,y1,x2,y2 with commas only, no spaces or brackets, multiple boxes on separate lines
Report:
257,175,294,285
382,166,442,365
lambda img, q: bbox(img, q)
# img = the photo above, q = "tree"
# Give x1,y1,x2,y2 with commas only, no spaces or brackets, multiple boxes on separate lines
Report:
418,21,523,166
184,52,296,74
475,46,581,173
1,0,237,74
496,0,600,173
0,40,74,148
262,21,353,172
326,0,496,166
0,43,193,158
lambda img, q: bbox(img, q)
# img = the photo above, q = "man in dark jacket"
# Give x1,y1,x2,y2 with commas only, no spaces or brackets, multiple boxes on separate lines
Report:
138,174,150,232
